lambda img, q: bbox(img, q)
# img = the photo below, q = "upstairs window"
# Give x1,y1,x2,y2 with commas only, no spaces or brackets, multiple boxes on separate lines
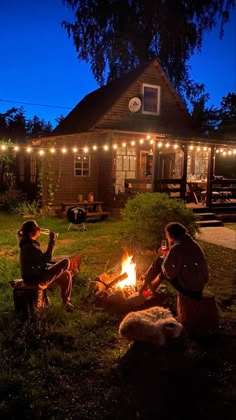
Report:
142,84,160,115
74,154,90,176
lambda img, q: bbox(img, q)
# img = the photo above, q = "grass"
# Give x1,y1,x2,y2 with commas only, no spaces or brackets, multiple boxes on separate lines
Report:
0,212,235,420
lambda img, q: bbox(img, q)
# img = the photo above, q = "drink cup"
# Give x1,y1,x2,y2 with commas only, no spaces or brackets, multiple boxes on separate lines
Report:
161,239,167,251
40,228,59,237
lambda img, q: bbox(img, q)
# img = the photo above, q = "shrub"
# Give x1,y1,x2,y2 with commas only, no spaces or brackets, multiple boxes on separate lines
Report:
14,200,41,216
0,189,27,211
121,193,199,251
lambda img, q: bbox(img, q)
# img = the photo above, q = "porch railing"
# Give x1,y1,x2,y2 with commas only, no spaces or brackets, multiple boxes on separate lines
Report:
125,178,186,200
206,178,236,207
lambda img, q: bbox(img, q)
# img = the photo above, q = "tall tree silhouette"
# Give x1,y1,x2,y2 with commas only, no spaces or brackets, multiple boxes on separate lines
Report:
62,0,235,103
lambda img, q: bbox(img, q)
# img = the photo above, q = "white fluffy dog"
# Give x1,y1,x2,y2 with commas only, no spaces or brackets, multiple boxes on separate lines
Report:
119,306,183,347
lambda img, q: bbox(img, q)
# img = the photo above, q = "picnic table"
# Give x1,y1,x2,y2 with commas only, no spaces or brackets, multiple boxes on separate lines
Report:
60,201,110,219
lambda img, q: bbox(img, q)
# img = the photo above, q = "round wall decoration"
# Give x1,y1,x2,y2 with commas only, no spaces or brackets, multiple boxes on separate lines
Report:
128,97,142,112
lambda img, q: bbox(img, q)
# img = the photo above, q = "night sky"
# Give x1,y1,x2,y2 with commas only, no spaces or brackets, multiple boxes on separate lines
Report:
0,0,235,127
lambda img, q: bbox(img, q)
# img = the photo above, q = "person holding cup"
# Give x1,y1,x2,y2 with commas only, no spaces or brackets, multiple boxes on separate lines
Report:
139,222,208,300
17,220,74,311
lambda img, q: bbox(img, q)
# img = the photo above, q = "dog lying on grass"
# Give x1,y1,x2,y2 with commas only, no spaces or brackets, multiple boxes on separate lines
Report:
119,306,183,347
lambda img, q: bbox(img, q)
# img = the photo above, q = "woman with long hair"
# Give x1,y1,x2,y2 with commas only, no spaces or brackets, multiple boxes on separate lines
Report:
17,220,74,311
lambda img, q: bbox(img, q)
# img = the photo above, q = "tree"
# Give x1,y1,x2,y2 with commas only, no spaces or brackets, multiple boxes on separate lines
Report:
217,92,236,137
62,0,235,102
0,107,53,142
27,115,52,138
0,139,16,191
0,107,27,141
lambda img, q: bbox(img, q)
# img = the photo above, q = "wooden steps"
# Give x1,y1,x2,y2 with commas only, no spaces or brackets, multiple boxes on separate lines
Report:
193,209,224,227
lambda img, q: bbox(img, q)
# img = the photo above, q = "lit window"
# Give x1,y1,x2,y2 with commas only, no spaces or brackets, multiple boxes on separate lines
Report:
74,154,90,176
142,84,160,115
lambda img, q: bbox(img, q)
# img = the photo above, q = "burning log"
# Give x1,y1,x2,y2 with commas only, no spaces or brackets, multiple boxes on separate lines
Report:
106,272,128,289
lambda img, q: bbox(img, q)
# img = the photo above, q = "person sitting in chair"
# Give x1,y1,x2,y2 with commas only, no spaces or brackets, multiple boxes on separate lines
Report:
17,220,74,311
139,222,208,300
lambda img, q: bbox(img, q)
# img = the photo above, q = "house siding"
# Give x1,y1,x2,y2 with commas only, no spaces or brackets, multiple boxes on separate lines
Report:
95,62,194,136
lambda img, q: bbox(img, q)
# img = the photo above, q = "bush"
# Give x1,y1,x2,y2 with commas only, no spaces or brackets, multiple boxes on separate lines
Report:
0,189,27,211
121,193,198,251
14,200,41,216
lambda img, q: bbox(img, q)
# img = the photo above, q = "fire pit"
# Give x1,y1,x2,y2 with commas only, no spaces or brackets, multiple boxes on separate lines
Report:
90,254,166,314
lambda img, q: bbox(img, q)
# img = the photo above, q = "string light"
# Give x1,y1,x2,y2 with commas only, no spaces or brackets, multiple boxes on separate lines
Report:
0,139,235,157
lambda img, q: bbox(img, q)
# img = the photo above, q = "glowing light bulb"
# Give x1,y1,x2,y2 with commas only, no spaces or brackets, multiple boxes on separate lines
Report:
93,145,97,150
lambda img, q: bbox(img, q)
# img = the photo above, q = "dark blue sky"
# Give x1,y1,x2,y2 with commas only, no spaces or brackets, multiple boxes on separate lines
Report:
0,0,235,127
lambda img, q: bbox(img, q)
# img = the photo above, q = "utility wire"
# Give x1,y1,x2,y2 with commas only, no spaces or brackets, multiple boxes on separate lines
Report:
0,98,72,110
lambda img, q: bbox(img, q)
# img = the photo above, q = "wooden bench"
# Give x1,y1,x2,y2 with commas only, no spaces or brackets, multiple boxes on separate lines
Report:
86,211,110,219
177,291,219,335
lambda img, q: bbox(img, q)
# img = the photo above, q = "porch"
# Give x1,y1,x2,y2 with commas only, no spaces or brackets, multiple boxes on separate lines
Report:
124,177,236,209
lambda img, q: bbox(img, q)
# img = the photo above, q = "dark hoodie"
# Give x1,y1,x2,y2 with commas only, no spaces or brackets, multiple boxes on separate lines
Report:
19,237,55,283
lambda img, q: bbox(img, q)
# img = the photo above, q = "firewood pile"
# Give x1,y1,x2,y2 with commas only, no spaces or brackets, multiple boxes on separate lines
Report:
89,271,144,313
89,271,168,314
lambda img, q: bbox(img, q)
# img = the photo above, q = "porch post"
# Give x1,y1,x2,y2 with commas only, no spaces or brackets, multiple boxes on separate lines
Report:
206,146,215,207
180,145,188,201
152,143,160,192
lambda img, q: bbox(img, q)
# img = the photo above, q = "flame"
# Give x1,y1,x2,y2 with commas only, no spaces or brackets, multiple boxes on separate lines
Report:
116,254,136,289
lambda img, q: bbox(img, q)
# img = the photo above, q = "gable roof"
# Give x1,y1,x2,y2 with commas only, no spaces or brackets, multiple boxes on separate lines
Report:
53,59,192,136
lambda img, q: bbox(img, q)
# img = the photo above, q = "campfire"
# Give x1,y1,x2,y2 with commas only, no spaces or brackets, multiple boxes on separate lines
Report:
91,253,148,313
114,254,136,292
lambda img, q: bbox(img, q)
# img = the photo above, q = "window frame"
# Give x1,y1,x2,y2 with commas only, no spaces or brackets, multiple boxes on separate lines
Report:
74,153,91,177
142,83,161,115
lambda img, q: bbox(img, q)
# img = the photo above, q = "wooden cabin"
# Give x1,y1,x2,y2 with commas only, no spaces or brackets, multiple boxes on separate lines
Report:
15,59,236,212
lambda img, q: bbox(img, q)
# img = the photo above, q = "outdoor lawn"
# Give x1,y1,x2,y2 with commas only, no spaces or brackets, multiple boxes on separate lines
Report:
0,212,235,420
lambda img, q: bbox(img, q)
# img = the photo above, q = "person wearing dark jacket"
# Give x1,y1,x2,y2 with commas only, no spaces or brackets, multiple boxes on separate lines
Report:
140,222,208,299
17,220,74,310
